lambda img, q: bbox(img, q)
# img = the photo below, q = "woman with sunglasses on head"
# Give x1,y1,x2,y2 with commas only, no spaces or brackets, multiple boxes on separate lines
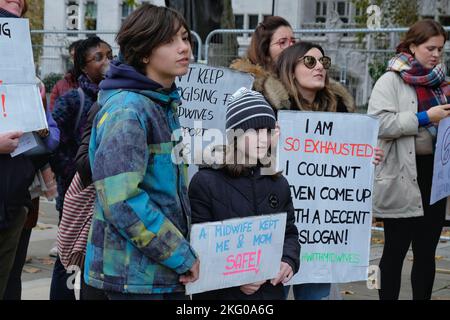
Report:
49,36,112,300
368,20,449,300
230,16,296,110
276,41,383,300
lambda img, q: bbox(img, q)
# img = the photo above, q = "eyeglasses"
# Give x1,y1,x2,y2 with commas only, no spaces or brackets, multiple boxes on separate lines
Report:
270,37,297,49
298,55,332,70
86,51,113,64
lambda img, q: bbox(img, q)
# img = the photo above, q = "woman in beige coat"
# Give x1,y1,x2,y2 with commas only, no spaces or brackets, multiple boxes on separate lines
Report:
368,19,450,300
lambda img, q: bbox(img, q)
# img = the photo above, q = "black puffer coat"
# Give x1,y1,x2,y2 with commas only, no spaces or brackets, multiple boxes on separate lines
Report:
189,166,300,300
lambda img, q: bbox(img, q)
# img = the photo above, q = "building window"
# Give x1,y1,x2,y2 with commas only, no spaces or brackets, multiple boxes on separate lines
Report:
234,14,244,29
335,1,349,23
440,16,450,26
316,1,351,24
121,1,135,24
336,1,347,16
316,1,327,23
263,14,272,22
248,14,259,29
84,1,97,30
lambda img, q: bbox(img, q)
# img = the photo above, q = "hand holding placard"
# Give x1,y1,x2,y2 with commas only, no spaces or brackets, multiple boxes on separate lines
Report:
0,131,23,154
179,259,200,285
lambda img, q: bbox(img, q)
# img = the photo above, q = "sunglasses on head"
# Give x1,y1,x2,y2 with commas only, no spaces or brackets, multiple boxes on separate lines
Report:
298,55,331,70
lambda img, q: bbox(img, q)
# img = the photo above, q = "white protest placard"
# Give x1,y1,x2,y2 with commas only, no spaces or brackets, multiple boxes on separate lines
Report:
186,213,287,295
431,118,450,204
175,64,254,179
278,111,379,284
0,18,47,134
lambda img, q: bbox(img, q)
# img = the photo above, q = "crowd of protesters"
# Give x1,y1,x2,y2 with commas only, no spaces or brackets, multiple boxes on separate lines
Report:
0,1,448,301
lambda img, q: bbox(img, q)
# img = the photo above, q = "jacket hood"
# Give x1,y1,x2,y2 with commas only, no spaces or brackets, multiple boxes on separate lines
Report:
99,60,164,92
230,58,292,110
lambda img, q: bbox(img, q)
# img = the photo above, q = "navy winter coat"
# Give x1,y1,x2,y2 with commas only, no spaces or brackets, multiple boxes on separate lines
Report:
189,166,300,300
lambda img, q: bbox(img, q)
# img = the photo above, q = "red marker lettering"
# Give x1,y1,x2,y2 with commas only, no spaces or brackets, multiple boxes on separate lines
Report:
0,80,6,117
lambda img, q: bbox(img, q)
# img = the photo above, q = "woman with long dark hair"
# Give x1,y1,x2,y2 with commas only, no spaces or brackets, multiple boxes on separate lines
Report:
276,41,384,300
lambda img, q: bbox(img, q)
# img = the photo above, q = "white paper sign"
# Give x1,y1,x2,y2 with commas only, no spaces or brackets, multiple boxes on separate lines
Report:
278,111,379,284
430,118,450,204
175,64,254,180
0,18,47,134
186,213,287,295
10,132,37,157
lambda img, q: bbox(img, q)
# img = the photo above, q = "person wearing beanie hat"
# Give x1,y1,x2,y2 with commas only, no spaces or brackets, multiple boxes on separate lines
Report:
188,88,300,300
226,87,277,133
223,88,278,169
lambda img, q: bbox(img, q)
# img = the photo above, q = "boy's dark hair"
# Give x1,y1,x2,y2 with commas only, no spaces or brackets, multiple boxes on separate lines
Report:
74,36,110,79
116,4,192,74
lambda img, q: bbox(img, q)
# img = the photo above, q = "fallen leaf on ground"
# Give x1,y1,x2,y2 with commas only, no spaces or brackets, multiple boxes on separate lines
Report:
373,222,384,228
35,223,52,231
436,268,450,275
371,238,384,244
340,290,354,295
435,256,444,261
407,256,414,261
37,258,55,265
432,296,450,300
23,267,41,274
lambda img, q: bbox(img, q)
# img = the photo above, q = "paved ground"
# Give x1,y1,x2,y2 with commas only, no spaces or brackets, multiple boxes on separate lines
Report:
20,199,450,300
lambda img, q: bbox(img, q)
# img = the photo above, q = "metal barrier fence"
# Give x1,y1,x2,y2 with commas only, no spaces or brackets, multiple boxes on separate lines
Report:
204,27,450,109
29,27,450,228
31,29,202,79
32,27,450,109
